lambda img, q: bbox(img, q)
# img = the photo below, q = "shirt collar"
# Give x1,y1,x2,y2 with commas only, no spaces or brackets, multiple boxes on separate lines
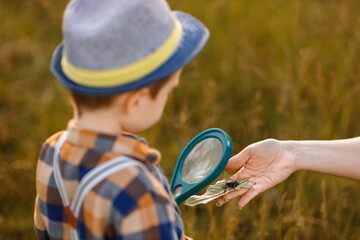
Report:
66,120,161,165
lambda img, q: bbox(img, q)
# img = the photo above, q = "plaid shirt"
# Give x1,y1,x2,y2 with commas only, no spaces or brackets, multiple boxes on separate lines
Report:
34,121,185,240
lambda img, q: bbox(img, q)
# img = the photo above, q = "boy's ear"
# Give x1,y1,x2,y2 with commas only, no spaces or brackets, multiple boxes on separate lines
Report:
122,88,150,114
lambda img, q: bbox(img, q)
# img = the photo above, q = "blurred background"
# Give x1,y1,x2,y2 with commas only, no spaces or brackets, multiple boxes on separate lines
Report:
1,0,360,239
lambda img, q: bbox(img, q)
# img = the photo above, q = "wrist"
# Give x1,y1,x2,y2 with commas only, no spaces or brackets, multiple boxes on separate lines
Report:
282,140,302,172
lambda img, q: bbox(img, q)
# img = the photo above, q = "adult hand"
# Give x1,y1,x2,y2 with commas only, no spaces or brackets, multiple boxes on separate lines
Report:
216,137,360,208
216,139,297,209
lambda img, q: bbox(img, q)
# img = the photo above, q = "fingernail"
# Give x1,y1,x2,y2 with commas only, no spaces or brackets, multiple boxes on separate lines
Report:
216,202,222,207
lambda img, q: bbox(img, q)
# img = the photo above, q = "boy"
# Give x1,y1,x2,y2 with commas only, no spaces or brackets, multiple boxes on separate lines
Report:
34,0,209,239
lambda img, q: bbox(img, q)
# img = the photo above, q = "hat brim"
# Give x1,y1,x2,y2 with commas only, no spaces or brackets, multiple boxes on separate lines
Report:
50,11,209,96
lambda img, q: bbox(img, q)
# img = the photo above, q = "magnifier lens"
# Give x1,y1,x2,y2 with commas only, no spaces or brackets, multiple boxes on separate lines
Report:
181,138,223,183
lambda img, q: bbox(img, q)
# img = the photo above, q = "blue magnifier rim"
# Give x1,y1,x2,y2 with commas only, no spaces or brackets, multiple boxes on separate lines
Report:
170,128,232,205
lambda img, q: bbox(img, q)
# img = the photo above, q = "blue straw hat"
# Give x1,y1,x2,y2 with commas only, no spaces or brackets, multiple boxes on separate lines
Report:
51,0,209,96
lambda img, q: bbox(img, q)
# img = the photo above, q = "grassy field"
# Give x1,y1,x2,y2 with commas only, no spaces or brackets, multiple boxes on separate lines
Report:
1,0,360,239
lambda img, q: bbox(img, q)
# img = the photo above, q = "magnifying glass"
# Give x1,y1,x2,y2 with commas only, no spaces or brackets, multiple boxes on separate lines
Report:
170,128,232,205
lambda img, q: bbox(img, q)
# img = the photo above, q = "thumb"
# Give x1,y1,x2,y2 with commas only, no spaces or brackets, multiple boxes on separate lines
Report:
225,146,251,171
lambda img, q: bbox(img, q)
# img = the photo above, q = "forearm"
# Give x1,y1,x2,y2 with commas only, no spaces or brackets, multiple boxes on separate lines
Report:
286,137,360,180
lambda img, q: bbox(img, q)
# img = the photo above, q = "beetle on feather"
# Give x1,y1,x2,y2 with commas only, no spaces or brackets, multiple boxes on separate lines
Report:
222,179,249,193
222,180,239,193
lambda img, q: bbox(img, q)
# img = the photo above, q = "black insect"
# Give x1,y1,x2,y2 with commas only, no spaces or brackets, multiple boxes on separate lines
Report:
222,180,240,193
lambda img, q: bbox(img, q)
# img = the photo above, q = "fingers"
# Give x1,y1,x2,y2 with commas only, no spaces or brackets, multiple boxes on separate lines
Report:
215,187,250,206
215,178,268,209
225,146,252,171
236,188,260,209
215,188,257,209
215,179,255,206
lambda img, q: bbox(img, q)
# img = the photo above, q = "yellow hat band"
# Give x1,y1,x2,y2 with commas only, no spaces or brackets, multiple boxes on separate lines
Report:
61,17,182,88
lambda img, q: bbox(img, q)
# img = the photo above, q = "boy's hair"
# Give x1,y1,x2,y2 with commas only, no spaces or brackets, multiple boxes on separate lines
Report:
71,75,172,115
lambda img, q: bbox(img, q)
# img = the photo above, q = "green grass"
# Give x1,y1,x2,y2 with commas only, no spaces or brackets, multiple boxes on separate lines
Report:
1,0,360,239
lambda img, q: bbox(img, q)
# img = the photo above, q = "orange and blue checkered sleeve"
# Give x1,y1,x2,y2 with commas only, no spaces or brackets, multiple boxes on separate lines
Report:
79,165,185,239
34,196,50,239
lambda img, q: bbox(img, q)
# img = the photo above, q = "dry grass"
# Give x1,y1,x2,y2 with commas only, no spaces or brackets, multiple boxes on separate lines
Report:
0,0,359,239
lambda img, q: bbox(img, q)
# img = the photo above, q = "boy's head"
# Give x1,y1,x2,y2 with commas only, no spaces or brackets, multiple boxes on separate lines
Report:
50,0,209,131
71,68,182,133
71,70,179,116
